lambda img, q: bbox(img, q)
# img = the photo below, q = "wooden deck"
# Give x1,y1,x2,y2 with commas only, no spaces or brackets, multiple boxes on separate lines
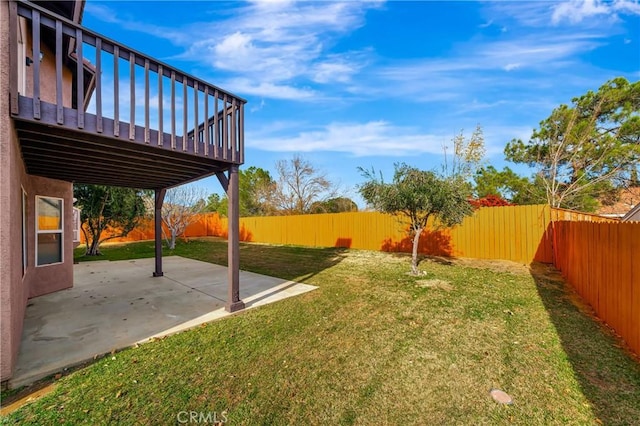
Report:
10,0,246,189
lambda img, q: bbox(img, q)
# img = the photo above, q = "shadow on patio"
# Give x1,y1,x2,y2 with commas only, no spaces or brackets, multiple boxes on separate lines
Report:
11,256,316,388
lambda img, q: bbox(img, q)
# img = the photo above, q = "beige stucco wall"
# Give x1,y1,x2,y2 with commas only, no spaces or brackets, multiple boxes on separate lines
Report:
1,2,74,383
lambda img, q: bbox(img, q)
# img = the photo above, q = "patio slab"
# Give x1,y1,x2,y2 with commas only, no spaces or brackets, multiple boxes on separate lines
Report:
10,256,316,388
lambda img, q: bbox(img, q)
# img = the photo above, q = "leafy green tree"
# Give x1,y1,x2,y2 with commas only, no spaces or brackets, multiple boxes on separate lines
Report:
203,167,275,217
505,77,640,211
474,165,545,205
359,164,473,275
239,166,276,216
204,193,229,217
74,185,148,255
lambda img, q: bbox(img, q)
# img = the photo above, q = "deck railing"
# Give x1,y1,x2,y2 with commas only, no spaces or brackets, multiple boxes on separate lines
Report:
9,0,245,163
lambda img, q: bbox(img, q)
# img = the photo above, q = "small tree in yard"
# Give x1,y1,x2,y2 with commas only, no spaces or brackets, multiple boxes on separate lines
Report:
359,164,473,275
161,185,209,249
75,185,148,256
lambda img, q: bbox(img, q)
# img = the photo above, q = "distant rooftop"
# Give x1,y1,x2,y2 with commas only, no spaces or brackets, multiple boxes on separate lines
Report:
597,187,640,218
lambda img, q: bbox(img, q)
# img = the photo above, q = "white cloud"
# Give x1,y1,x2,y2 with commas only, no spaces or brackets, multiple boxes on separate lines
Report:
504,63,521,71
246,120,532,158
552,0,612,24
171,1,380,97
222,78,317,100
247,121,443,156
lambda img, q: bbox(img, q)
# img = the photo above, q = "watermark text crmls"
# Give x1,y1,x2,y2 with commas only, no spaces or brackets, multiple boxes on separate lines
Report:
176,410,228,424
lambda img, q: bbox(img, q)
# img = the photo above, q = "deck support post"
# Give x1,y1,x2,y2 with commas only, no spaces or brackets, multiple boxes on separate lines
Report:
225,165,245,312
153,188,166,277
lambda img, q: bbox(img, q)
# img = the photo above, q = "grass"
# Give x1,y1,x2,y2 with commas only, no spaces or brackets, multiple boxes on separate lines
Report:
3,238,640,424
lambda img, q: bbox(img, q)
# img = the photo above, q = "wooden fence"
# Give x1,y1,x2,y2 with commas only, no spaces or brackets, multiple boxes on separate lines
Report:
235,205,553,264
86,205,614,265
553,220,639,356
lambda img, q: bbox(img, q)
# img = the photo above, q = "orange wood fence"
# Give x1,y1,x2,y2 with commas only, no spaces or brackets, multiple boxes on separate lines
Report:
553,220,639,356
236,205,554,264
84,205,614,265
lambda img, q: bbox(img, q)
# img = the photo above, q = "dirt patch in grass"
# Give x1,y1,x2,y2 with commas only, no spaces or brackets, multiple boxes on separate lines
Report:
415,279,454,291
425,255,531,275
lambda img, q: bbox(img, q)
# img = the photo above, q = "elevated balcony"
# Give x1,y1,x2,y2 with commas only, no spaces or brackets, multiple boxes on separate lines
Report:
9,0,246,190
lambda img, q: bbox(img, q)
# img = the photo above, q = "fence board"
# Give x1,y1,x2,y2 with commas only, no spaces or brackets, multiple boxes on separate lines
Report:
553,220,639,356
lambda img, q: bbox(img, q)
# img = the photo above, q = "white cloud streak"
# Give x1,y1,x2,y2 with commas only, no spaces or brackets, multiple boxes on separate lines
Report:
246,121,524,157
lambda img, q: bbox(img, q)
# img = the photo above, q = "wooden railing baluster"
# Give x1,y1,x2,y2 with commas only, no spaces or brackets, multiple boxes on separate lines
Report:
182,77,188,152
170,71,176,149
32,10,41,120
114,45,120,137
95,37,102,132
203,86,209,157
158,65,163,146
193,82,198,154
129,52,135,140
75,28,84,128
214,90,219,159
55,20,63,124
144,59,150,143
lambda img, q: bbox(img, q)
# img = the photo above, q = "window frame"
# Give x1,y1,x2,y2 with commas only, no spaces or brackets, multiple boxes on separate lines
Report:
35,195,64,267
22,187,27,276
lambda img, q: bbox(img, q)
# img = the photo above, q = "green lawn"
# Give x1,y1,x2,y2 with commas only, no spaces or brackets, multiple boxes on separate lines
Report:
3,238,640,425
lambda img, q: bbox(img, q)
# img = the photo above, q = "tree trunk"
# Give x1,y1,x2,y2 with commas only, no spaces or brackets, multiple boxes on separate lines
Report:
411,227,423,275
86,234,101,256
169,231,177,250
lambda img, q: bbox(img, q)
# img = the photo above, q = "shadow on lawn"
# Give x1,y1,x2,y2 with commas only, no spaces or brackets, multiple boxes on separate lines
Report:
177,238,349,283
529,263,640,424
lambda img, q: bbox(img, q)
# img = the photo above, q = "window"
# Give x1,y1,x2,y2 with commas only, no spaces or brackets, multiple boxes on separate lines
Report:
36,196,63,266
22,188,27,276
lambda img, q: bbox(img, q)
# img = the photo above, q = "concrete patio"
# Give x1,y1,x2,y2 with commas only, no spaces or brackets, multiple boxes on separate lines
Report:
11,256,316,388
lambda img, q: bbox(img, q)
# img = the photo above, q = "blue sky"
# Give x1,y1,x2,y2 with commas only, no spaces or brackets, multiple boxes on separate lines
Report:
82,0,640,205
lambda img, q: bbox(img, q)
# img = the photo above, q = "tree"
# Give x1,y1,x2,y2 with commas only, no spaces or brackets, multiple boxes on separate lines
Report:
272,155,337,214
443,124,486,180
469,194,513,209
474,165,545,205
74,185,148,256
310,197,359,214
359,164,473,275
204,193,225,214
202,167,275,217
238,166,276,216
161,185,209,249
505,77,640,211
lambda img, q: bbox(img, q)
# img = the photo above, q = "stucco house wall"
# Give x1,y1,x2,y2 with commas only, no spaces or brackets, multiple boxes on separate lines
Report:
1,1,75,383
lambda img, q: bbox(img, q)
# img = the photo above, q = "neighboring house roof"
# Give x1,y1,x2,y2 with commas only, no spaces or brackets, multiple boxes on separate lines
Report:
622,203,640,222
597,187,640,218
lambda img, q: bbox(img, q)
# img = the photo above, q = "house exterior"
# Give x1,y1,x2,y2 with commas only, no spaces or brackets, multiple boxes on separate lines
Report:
1,0,246,386
622,203,640,222
597,187,640,220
